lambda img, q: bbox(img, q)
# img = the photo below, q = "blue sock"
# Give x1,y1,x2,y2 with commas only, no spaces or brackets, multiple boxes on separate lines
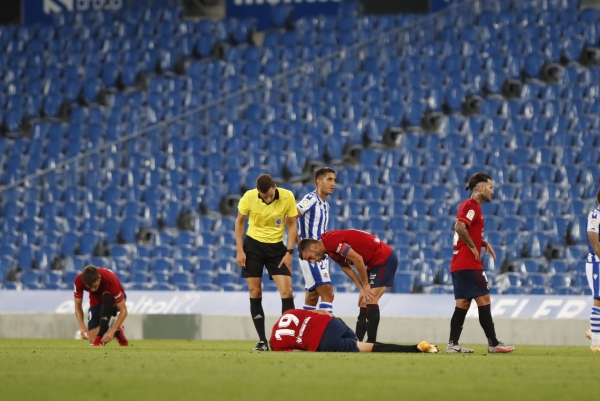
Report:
591,306,600,345
318,302,333,313
303,305,316,310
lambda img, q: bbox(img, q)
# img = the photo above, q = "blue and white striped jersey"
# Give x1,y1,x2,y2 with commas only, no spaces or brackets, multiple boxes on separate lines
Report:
587,207,600,263
297,191,329,240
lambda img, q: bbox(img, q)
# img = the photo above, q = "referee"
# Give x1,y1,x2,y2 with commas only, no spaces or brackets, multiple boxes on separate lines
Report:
235,174,298,351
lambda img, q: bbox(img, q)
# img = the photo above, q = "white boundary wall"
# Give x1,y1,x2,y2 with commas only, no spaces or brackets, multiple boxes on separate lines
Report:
0,314,590,346
0,291,592,345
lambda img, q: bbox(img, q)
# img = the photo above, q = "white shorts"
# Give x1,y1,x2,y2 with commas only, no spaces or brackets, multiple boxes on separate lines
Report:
299,258,331,291
586,261,600,299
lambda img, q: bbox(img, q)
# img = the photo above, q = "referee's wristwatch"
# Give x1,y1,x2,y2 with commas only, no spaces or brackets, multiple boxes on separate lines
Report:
286,249,294,255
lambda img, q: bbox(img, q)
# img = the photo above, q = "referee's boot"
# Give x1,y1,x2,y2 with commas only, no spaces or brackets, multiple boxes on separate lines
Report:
253,341,269,351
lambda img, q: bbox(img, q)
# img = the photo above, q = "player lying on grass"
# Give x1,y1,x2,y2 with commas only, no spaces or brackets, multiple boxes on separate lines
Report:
269,309,439,353
74,265,129,347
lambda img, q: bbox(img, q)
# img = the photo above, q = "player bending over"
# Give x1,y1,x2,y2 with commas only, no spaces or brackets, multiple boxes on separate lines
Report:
74,265,129,347
270,309,439,353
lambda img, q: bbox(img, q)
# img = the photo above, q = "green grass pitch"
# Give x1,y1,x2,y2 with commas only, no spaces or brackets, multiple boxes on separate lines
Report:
0,339,597,401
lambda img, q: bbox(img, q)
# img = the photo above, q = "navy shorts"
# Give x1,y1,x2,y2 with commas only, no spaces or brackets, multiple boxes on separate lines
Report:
316,318,359,352
368,252,398,288
451,269,490,300
87,303,118,331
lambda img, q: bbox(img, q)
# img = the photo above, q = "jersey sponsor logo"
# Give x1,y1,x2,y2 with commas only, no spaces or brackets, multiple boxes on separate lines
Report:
114,292,123,300
374,237,380,243
274,217,283,226
336,243,343,253
466,210,475,220
296,316,311,344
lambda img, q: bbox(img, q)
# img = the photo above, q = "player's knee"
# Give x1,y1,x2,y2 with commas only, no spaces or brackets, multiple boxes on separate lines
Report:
280,288,293,299
322,286,334,302
305,291,319,305
249,287,262,298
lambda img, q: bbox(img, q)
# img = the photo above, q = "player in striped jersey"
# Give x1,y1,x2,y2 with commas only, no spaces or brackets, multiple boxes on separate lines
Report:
586,188,600,352
296,168,336,313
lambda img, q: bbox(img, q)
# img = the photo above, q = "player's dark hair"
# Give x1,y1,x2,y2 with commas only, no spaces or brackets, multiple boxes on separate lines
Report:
298,239,319,260
256,174,275,193
597,187,600,205
315,167,336,182
82,265,100,287
465,172,492,192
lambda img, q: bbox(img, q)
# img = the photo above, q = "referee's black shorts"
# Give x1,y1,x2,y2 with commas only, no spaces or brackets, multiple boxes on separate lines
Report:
241,235,291,279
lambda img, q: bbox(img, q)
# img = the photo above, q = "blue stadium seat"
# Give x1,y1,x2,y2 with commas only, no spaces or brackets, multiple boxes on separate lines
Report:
548,274,571,290
393,272,415,293
130,258,149,273
21,270,43,289
547,260,568,274
151,259,172,273
525,273,547,288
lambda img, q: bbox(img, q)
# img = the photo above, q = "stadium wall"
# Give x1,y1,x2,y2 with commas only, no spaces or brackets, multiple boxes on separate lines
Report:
0,313,589,345
0,292,592,345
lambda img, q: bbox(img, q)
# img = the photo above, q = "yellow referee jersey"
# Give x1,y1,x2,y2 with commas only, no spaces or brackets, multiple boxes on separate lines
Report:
238,188,298,243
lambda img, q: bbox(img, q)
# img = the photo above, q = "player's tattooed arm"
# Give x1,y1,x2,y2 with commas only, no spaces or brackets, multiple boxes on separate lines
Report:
455,221,480,261
455,221,475,248
588,231,600,260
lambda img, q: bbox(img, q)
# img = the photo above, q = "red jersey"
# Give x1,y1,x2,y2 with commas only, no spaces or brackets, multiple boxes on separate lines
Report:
270,309,332,352
74,268,125,307
321,229,393,269
450,198,484,272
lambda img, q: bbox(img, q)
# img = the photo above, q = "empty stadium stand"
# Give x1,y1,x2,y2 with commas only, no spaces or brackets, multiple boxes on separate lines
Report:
0,0,598,295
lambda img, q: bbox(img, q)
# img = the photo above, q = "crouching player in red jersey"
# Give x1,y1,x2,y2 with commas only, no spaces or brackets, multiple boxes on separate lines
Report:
298,229,397,343
74,265,129,347
270,309,439,353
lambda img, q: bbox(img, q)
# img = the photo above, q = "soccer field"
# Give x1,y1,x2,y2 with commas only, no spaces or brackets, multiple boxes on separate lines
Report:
0,339,595,401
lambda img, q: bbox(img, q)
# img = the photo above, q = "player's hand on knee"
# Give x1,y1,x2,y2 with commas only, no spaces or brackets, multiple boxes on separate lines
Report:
236,251,246,268
278,254,292,273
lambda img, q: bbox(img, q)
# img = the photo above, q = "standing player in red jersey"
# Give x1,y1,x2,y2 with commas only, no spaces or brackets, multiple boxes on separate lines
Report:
298,229,397,343
270,309,439,353
74,265,129,347
447,173,514,354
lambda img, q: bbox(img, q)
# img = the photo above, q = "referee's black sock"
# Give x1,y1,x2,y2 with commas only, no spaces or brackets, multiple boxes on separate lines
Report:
355,307,367,341
366,304,380,343
281,297,295,314
372,343,420,353
449,307,468,345
99,293,114,338
250,298,267,343
478,304,499,347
